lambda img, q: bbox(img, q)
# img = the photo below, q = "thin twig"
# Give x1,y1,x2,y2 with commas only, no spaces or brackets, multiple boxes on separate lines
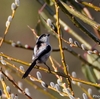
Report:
0,53,100,88
54,1,74,96
81,1,100,12
1,39,100,71
71,76,100,88
0,78,10,98
2,61,68,97
36,0,93,48
79,85,93,99
0,5,18,47
0,69,33,99
59,1,100,31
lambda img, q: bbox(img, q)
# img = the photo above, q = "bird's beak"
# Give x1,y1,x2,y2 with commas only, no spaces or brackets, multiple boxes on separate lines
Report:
47,34,50,36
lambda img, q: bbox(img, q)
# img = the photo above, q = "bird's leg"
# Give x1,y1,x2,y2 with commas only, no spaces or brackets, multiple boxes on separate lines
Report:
43,62,51,72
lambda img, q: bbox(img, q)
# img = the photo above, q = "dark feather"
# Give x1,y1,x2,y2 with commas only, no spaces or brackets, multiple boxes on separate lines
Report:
37,45,51,60
22,59,37,79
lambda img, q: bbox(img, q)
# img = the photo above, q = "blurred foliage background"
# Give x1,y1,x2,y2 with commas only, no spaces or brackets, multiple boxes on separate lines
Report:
0,0,100,99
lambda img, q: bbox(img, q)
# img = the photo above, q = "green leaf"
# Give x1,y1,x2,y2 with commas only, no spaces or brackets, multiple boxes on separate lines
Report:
67,0,86,15
82,54,100,83
82,64,97,83
87,54,100,80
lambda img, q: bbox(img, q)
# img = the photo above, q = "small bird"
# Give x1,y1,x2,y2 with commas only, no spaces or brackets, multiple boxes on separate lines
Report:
22,34,52,79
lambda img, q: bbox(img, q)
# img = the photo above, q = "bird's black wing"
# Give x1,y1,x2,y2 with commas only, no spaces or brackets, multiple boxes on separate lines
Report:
36,45,51,59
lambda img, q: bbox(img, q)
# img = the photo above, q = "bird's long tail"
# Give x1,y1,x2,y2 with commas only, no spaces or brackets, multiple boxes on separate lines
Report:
22,60,36,79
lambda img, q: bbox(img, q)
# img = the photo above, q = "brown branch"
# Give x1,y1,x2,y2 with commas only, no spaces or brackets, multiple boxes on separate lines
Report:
0,53,100,88
0,68,33,99
54,1,74,96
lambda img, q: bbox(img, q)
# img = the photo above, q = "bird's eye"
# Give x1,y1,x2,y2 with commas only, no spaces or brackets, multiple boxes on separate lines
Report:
44,34,46,37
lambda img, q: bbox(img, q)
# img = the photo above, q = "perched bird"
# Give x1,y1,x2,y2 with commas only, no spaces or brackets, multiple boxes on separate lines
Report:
22,34,52,78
